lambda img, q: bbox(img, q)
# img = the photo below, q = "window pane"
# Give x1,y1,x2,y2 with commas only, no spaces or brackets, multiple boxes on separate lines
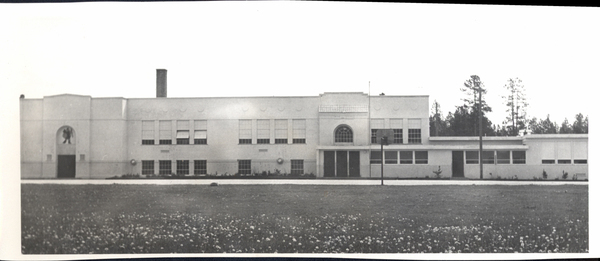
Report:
408,129,421,144
574,159,587,164
239,139,252,144
291,160,304,174
371,129,379,144
512,151,526,164
257,119,270,139
292,119,306,139
257,139,270,144
176,160,189,175
238,160,251,175
159,160,171,174
239,120,252,139
393,129,403,144
142,160,154,175
400,151,413,164
482,151,495,164
466,151,479,164
497,151,510,164
275,139,288,144
415,151,428,164
542,159,555,164
370,151,382,164
293,138,306,144
194,160,207,175
558,159,571,164
385,151,398,164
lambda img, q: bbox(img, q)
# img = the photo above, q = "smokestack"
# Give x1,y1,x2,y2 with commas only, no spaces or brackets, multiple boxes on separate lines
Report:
156,69,167,98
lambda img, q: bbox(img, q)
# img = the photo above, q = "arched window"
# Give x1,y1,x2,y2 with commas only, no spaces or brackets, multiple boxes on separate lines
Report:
334,125,353,143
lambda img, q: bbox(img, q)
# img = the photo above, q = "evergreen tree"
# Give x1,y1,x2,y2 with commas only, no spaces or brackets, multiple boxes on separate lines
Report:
572,113,588,133
559,118,573,133
502,78,528,136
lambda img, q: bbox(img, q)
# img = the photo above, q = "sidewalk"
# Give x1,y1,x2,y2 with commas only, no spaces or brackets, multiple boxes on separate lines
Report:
21,179,588,186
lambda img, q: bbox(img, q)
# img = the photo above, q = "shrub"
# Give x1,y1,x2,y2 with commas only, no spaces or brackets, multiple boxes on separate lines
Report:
542,169,548,180
562,171,569,180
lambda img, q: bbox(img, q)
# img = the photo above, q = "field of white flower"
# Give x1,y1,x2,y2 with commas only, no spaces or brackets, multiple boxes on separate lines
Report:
21,184,588,254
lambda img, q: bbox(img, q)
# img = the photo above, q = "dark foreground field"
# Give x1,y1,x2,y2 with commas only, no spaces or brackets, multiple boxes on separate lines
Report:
22,184,588,254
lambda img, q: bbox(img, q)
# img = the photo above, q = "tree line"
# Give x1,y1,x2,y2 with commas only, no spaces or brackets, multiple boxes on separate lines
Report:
429,76,588,136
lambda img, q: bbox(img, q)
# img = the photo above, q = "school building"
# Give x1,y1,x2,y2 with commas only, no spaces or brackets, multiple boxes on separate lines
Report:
19,70,588,180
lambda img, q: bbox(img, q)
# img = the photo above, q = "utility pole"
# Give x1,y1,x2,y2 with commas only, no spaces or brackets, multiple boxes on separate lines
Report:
474,76,483,180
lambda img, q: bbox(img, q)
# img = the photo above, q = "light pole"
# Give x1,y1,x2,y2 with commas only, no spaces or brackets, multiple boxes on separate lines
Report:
473,75,483,180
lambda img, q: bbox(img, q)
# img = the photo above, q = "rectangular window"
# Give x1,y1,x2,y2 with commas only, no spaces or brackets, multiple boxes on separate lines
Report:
291,160,304,175
159,160,171,175
176,160,189,175
497,151,510,164
542,159,556,164
194,120,207,145
142,160,154,175
176,131,190,144
257,119,270,144
466,151,479,164
194,160,207,175
400,151,413,164
415,151,428,164
142,120,155,145
408,119,421,144
239,119,252,144
275,119,288,143
370,119,384,144
385,151,398,164
390,119,403,144
238,160,251,175
257,139,270,144
574,159,587,164
558,159,571,164
482,151,495,164
370,151,382,164
292,119,306,144
159,120,172,144
512,151,526,164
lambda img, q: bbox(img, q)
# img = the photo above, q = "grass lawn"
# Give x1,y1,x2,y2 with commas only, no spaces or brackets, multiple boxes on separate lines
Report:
21,184,588,254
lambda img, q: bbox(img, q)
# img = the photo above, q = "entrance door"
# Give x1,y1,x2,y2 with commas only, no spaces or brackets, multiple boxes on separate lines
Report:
57,155,76,178
349,151,360,177
336,151,348,177
324,151,335,177
452,151,464,178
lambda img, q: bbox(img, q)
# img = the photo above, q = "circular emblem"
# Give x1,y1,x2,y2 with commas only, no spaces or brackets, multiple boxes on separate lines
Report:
277,158,284,164
130,159,137,165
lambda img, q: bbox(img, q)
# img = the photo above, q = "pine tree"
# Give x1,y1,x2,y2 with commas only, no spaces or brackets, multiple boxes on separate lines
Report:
502,78,528,136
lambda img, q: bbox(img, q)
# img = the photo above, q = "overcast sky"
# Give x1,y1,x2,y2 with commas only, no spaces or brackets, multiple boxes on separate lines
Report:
2,2,598,126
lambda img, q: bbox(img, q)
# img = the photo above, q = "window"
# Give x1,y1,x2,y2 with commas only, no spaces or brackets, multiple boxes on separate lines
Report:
385,151,398,164
275,120,288,144
335,125,353,143
176,160,189,175
257,119,270,144
574,159,587,164
370,151,382,164
142,160,154,175
194,160,207,175
239,119,252,144
466,151,479,164
159,120,172,144
542,159,555,164
142,120,155,145
512,151,526,164
482,151,495,164
415,151,428,164
393,129,403,144
497,151,510,164
238,160,251,175
194,120,207,144
370,119,384,144
291,160,304,175
408,119,421,144
292,119,306,144
390,119,403,144
400,151,413,164
371,129,380,144
159,160,171,174
558,159,571,164
176,120,190,144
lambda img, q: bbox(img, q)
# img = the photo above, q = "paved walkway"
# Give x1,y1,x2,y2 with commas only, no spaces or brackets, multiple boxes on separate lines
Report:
21,179,588,186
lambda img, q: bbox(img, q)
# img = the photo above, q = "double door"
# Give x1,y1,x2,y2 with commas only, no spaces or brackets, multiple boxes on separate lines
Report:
324,151,360,177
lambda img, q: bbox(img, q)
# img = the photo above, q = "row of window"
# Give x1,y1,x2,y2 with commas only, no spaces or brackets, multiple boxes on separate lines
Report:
541,159,587,164
369,129,422,144
465,150,526,164
141,119,308,145
370,151,428,164
141,159,305,175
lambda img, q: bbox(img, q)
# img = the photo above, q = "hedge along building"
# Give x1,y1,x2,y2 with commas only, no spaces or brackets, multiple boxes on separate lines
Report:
20,70,588,179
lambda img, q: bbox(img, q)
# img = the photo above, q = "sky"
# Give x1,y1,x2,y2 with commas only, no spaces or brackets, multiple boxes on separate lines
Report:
1,2,599,257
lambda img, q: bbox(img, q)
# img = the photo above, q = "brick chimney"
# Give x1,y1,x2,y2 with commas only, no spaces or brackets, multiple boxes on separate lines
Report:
156,69,167,98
